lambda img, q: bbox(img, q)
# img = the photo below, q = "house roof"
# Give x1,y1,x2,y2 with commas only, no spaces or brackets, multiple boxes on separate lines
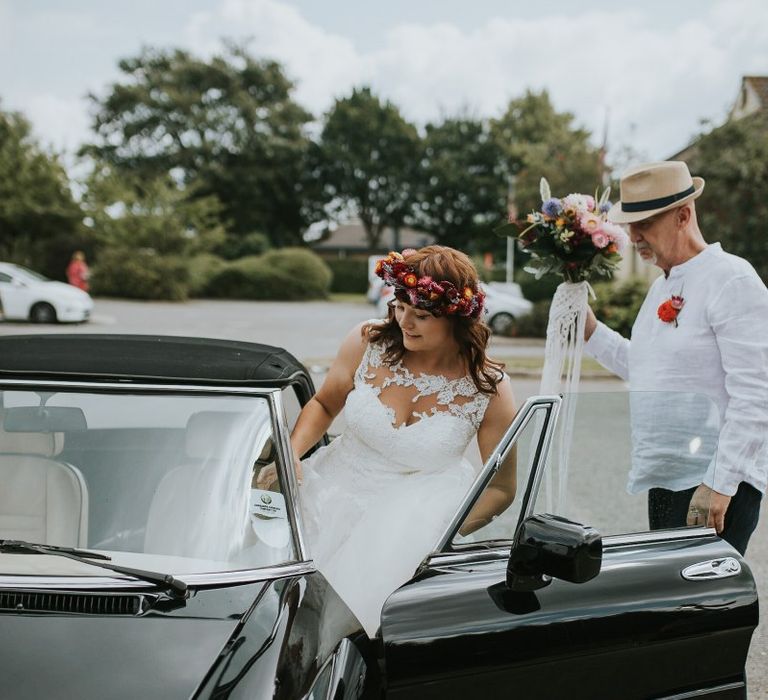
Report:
311,221,435,252
745,76,768,107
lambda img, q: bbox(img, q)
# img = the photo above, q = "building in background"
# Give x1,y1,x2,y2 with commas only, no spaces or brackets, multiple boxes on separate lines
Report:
309,220,435,260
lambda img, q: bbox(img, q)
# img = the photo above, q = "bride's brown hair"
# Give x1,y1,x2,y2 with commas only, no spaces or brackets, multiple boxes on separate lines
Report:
367,245,505,395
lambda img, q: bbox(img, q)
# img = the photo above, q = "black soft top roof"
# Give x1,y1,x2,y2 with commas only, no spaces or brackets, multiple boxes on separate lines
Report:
0,335,312,393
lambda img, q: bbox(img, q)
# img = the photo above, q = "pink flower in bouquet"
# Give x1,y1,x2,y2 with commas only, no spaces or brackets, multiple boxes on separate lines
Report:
591,231,610,249
602,221,629,253
579,212,602,232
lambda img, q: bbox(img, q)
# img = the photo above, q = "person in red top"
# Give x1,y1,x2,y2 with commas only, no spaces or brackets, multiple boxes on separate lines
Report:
66,251,90,292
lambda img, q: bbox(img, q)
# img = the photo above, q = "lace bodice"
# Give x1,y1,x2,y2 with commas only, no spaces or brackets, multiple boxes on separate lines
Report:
337,340,493,475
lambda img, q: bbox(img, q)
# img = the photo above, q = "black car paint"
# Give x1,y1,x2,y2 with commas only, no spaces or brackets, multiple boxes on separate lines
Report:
0,573,369,700
381,536,757,699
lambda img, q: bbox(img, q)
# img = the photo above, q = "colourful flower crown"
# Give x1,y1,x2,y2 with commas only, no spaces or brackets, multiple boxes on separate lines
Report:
374,250,485,319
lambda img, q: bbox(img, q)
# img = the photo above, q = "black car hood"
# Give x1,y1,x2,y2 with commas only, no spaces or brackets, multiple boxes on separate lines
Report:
0,582,270,700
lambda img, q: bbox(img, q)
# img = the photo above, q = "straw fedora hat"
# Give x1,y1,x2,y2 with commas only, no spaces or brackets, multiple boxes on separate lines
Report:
608,161,705,224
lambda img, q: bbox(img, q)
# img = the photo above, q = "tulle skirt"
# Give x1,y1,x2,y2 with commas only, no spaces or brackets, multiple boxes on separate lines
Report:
299,433,475,637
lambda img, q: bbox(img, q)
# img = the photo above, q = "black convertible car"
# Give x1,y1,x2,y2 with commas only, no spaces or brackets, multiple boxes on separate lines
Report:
0,334,758,699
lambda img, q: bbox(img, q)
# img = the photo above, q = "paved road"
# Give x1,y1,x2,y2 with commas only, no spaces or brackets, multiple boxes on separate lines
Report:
1,297,765,694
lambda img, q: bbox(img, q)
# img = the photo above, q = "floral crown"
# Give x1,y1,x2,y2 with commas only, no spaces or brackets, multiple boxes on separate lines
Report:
374,250,485,319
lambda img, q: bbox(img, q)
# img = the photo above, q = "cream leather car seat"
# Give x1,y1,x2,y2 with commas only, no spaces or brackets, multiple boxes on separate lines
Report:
144,411,252,560
0,420,89,547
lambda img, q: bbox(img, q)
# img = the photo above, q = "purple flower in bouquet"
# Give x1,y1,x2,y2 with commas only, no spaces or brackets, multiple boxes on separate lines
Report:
542,198,563,218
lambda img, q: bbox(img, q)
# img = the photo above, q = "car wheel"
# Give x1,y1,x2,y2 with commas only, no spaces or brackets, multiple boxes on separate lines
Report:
30,302,57,324
489,312,515,335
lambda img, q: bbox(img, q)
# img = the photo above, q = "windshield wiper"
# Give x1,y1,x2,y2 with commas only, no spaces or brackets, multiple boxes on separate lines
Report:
0,540,112,560
0,539,188,597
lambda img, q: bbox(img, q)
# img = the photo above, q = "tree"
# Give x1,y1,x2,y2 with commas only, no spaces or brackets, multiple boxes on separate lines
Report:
82,43,313,246
414,116,508,253
316,87,421,250
688,113,768,282
491,90,603,216
81,162,226,256
0,106,84,278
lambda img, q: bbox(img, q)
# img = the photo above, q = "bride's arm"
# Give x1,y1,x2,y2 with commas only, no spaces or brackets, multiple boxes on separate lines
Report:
290,322,370,460
459,376,517,536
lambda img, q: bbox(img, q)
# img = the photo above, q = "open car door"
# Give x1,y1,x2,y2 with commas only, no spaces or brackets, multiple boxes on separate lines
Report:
380,393,758,700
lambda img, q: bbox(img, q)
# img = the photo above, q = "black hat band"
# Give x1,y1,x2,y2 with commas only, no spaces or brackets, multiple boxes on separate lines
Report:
621,185,696,213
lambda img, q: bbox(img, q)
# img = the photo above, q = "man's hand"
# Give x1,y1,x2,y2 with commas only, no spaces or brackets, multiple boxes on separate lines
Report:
584,306,597,341
687,484,732,533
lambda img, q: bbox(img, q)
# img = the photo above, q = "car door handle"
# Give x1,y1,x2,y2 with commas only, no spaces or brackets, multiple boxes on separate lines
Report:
682,557,741,581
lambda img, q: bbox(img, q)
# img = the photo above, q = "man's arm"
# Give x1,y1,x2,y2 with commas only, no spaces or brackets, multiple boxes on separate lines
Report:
584,307,631,381
704,274,768,511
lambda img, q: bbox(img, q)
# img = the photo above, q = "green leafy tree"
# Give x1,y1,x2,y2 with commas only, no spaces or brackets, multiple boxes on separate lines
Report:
414,116,508,253
81,162,226,255
0,107,84,278
688,113,768,282
491,90,603,216
316,87,421,250
82,43,313,246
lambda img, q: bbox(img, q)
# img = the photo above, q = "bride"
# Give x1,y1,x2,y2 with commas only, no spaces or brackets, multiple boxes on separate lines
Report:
262,245,517,636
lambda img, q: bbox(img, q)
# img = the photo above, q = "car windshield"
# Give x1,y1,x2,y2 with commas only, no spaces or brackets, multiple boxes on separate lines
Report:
0,387,296,579
11,265,49,282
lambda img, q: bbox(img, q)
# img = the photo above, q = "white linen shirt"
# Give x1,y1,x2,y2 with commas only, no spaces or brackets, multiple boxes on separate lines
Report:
585,243,768,497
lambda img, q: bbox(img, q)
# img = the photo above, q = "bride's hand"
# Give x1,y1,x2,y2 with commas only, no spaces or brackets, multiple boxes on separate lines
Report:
254,460,304,490
255,464,278,490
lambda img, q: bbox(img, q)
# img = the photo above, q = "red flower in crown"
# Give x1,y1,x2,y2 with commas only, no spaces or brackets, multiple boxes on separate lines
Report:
374,250,485,319
658,294,685,327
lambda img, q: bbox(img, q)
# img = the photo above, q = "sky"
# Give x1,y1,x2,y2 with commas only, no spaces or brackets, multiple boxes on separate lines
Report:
1,0,767,170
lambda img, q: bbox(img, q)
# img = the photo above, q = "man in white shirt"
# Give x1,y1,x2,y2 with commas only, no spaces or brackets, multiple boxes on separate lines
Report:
585,161,768,554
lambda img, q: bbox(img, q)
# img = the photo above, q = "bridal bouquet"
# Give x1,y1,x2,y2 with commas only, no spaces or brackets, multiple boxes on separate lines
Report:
499,178,629,283
496,178,630,512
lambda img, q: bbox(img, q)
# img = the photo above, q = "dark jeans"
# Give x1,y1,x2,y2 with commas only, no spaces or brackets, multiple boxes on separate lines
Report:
648,481,763,555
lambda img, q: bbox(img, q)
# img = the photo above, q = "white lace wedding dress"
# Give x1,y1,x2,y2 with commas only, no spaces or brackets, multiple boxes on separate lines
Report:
299,336,493,637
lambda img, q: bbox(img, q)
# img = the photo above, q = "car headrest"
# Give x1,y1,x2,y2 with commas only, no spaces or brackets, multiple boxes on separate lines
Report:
185,411,251,460
0,415,64,457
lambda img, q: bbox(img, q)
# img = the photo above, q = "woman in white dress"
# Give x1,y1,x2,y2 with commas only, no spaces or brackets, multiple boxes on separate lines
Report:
262,246,517,636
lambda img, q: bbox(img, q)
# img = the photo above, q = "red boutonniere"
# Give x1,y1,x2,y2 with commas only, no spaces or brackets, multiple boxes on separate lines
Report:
658,294,685,327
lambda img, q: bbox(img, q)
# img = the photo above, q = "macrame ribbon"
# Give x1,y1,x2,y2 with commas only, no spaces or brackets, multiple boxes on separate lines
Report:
539,281,592,512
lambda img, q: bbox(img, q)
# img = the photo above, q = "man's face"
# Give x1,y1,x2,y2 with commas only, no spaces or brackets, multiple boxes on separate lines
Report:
627,208,680,270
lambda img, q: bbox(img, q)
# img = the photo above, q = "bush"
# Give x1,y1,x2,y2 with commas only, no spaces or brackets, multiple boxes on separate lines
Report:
215,232,271,260
206,248,332,300
187,253,227,297
502,277,649,339
260,248,332,299
516,270,561,303
91,248,189,300
591,278,648,338
205,257,289,299
507,299,551,338
325,258,369,294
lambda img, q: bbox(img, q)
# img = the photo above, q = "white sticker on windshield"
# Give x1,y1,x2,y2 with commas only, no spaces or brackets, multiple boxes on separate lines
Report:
249,489,290,548
250,489,287,519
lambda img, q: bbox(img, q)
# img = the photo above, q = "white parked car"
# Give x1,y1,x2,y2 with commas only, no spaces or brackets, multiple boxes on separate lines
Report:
0,262,93,323
376,280,532,334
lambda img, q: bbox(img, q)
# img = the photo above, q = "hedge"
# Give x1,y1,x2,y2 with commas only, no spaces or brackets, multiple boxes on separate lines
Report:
91,248,190,301
205,248,332,300
326,258,369,294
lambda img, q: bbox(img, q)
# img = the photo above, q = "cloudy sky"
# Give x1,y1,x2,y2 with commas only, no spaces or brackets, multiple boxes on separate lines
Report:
1,0,767,168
